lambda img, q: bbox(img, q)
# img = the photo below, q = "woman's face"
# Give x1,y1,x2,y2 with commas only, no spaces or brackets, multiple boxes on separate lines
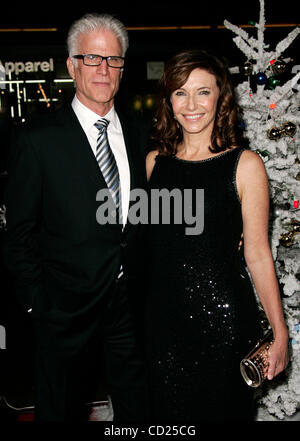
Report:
170,68,220,137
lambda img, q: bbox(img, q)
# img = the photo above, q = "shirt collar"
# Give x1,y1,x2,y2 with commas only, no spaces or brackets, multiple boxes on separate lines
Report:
72,95,119,132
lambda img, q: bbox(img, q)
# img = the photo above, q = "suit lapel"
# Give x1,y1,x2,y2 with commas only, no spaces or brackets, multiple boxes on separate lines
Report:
57,103,107,189
57,104,146,234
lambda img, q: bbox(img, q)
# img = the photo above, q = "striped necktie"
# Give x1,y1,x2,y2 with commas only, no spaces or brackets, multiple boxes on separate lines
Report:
95,119,122,222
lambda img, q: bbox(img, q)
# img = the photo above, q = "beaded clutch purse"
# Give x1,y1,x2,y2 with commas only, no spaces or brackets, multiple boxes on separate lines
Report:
240,329,274,388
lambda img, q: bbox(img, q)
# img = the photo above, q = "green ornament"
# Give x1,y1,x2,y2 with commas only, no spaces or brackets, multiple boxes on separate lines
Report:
255,149,270,157
248,21,256,26
268,76,281,89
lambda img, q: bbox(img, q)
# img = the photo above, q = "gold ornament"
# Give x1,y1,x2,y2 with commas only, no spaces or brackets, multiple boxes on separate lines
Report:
280,232,294,247
290,220,300,233
271,59,287,75
280,220,300,247
240,60,254,76
267,127,281,140
282,121,297,137
292,224,300,233
267,121,297,140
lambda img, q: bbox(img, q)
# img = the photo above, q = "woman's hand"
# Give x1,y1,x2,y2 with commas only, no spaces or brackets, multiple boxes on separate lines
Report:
267,328,289,380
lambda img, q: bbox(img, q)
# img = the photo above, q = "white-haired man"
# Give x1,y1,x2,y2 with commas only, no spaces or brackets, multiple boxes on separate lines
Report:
4,13,149,421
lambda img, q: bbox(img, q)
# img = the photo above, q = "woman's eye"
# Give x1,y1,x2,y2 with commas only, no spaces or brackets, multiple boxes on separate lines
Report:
174,91,185,96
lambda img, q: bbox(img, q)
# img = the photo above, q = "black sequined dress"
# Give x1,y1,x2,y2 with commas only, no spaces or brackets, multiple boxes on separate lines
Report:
145,147,262,422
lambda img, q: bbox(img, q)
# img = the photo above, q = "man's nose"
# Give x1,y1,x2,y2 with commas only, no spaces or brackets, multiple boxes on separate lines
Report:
96,59,109,74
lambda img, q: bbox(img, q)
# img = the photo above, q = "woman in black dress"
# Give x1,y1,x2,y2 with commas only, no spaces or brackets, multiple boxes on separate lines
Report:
145,50,289,422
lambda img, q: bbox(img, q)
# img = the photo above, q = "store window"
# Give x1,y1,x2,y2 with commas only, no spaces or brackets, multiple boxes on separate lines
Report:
0,57,73,122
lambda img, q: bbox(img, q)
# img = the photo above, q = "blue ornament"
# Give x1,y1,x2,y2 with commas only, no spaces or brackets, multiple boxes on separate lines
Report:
256,72,267,85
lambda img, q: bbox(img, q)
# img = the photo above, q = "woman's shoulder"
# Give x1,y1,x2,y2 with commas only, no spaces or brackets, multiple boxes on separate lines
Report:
238,148,266,170
236,147,268,188
146,149,160,180
146,148,160,161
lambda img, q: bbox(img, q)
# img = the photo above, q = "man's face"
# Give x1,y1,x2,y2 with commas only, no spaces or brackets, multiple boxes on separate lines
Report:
67,29,123,114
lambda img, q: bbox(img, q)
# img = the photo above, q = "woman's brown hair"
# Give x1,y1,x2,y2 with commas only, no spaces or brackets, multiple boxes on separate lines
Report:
152,49,247,155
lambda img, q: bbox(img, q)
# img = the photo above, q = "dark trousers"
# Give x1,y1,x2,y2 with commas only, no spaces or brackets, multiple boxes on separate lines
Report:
33,277,149,421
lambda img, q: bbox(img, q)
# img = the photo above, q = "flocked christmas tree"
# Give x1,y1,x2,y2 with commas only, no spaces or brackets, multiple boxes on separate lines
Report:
224,0,300,420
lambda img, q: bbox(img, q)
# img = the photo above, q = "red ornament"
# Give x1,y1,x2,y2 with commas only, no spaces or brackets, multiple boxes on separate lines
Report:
294,200,299,209
270,59,276,65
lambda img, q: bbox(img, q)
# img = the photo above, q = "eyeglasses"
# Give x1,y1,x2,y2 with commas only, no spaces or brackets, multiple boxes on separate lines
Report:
72,54,125,68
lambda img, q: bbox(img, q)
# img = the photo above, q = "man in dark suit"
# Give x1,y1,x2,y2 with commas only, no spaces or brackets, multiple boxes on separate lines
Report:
3,13,149,421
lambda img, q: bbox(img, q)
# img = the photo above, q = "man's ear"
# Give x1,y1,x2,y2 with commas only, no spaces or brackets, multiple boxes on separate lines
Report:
66,57,75,80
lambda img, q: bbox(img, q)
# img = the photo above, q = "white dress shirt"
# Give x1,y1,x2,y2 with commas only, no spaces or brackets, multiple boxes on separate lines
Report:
71,95,130,226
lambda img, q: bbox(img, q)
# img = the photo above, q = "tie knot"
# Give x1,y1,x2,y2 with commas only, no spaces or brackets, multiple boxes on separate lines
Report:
95,118,109,132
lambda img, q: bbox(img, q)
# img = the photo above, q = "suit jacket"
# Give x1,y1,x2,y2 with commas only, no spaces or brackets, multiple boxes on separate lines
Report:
3,102,148,348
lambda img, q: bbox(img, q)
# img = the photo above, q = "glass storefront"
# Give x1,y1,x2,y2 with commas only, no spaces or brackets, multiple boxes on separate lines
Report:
0,56,74,121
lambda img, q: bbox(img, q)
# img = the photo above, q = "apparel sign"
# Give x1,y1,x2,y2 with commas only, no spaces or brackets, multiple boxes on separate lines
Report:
2,58,54,75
